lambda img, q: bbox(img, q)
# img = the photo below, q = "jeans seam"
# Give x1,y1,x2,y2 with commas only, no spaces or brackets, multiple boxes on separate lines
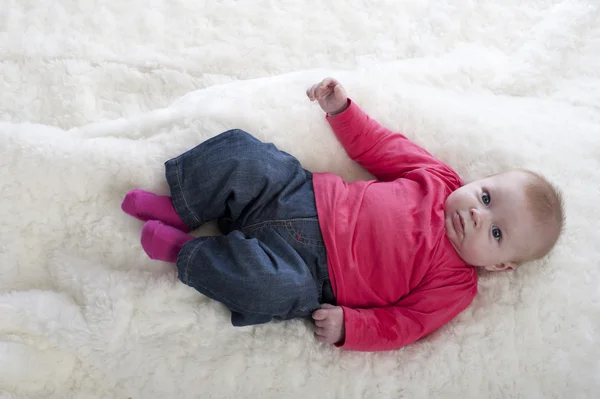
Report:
317,277,324,303
242,218,325,248
242,219,293,232
182,238,197,283
285,221,325,248
174,158,202,226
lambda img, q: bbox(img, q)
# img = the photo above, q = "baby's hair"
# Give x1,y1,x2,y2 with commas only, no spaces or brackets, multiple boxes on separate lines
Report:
518,169,565,262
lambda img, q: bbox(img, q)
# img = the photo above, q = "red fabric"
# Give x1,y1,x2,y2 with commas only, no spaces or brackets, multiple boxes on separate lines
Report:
312,100,478,352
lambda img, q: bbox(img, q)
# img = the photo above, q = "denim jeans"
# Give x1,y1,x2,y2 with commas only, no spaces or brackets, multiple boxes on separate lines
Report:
164,129,335,326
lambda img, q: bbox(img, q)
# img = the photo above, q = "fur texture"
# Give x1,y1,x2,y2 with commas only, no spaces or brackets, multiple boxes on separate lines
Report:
1,1,599,398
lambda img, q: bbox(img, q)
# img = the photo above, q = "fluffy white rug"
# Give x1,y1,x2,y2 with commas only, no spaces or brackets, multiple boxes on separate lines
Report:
1,1,599,398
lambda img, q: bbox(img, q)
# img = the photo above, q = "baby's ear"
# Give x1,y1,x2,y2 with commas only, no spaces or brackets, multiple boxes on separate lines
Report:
484,262,517,272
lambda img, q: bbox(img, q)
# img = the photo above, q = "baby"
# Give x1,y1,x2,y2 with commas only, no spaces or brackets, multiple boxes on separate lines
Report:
121,78,564,352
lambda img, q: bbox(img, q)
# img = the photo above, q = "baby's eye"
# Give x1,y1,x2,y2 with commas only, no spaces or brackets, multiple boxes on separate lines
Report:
482,191,491,206
492,227,502,241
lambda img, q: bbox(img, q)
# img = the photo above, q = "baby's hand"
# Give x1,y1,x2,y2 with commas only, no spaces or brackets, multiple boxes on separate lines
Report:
306,77,349,116
312,304,345,345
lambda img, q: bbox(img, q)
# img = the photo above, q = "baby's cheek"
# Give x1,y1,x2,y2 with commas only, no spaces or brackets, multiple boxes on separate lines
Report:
465,238,491,264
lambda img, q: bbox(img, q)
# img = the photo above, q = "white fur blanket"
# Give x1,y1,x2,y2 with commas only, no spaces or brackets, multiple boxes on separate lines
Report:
1,1,599,398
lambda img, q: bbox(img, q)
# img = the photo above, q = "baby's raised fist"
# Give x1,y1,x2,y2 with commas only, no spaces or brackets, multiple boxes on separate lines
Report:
306,77,349,116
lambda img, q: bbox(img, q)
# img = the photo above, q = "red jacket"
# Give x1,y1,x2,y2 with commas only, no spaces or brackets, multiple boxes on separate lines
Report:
312,100,478,351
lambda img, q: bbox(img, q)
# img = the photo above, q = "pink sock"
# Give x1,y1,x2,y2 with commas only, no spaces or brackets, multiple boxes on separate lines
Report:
121,189,191,232
141,221,194,263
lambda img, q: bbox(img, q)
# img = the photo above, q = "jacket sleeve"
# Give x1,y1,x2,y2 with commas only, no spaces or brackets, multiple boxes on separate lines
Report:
326,99,459,184
335,272,478,352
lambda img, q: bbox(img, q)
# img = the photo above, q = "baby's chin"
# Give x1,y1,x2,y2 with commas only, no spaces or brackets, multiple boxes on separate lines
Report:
442,203,455,224
443,194,460,217
442,196,452,211
449,242,487,267
444,220,462,254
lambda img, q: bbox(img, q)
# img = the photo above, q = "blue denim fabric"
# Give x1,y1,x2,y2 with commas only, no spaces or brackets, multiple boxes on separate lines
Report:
164,129,335,326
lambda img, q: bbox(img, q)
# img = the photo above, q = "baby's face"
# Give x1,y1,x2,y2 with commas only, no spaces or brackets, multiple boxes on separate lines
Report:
444,171,540,270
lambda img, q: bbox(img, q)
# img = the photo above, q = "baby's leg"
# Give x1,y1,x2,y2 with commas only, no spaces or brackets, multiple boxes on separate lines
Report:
140,221,194,263
121,189,191,232
164,129,313,233
176,228,320,326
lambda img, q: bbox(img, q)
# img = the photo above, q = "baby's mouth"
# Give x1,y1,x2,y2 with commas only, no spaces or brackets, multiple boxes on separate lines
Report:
452,211,465,236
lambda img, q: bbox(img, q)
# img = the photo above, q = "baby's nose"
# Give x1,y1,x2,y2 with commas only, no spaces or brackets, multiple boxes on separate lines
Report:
470,207,491,228
470,208,483,227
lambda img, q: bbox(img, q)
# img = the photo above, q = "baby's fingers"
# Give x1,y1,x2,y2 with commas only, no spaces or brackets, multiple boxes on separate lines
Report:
306,86,315,100
312,309,328,321
314,332,329,343
320,77,334,88
317,80,336,98
306,83,321,101
315,326,327,337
